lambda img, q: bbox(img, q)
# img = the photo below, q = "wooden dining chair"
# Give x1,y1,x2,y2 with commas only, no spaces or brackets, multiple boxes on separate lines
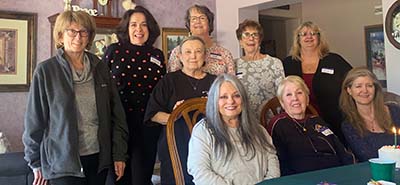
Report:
260,96,319,129
166,97,207,185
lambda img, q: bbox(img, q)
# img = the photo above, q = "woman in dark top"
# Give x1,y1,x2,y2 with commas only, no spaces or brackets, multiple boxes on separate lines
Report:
102,6,165,185
268,76,354,176
283,21,352,144
144,36,216,185
340,67,400,162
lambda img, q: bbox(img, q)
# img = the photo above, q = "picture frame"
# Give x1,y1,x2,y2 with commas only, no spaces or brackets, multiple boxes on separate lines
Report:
364,24,386,88
89,28,118,59
162,28,189,62
0,11,37,92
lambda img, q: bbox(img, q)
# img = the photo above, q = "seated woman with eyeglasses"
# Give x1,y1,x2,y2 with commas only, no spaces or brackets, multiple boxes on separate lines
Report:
267,76,354,176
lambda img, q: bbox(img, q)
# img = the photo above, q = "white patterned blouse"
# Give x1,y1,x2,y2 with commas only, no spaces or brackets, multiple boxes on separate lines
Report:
235,55,285,119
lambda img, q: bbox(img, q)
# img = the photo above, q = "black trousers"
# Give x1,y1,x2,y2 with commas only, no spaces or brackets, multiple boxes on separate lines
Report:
110,115,162,185
49,153,107,185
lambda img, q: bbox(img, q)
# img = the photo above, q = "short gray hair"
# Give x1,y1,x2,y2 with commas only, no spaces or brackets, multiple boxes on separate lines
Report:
178,35,206,54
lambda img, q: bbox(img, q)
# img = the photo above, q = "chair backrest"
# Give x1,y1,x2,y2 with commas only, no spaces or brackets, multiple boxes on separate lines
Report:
384,91,400,105
260,96,319,128
166,97,207,185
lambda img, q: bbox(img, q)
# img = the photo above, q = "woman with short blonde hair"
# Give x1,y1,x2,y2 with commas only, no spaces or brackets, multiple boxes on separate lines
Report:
268,75,354,176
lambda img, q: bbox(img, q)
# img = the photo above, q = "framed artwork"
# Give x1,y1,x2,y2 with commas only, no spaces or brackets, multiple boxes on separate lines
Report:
89,28,118,59
364,24,386,88
162,28,189,62
0,11,37,92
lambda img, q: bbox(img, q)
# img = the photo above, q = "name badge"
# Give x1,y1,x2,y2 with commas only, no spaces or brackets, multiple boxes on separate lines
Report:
321,68,334,74
315,124,334,136
210,53,222,60
236,72,244,79
150,56,162,67
322,128,334,136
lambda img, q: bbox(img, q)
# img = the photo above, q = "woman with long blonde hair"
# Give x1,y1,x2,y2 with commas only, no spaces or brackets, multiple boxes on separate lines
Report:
340,67,400,161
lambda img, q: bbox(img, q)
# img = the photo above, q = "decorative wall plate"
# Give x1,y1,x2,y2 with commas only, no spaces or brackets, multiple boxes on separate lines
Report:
385,1,400,49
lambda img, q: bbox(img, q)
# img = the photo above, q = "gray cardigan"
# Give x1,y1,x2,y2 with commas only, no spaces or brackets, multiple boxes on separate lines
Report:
23,48,129,179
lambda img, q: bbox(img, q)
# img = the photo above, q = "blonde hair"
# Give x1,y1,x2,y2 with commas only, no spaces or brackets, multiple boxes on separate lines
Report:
276,75,310,103
53,11,96,50
339,67,393,136
289,21,330,61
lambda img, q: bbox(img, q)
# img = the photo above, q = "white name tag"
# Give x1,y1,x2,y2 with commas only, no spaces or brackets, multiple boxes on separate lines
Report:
150,56,162,67
322,128,334,136
210,53,222,60
236,72,244,79
321,68,334,74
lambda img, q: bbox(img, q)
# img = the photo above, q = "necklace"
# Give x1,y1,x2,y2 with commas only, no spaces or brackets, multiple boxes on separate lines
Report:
185,75,200,91
292,118,307,132
364,117,378,132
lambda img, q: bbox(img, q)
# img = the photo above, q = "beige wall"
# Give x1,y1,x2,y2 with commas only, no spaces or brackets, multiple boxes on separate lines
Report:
302,0,383,67
216,0,300,58
216,0,382,67
259,18,288,59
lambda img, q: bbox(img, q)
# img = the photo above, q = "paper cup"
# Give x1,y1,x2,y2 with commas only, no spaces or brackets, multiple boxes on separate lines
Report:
369,158,396,181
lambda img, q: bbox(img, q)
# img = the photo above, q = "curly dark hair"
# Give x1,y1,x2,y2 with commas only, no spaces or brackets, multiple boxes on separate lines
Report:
116,6,160,46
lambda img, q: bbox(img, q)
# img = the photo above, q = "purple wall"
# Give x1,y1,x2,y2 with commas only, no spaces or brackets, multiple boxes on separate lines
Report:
0,0,215,152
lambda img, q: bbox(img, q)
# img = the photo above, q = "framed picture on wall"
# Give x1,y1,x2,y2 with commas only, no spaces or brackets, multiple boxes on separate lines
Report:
364,24,386,88
89,30,118,59
0,11,37,92
162,28,189,62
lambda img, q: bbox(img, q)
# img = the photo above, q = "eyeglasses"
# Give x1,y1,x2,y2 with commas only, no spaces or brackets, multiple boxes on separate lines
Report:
241,32,260,39
65,29,89,37
189,15,208,23
298,31,319,37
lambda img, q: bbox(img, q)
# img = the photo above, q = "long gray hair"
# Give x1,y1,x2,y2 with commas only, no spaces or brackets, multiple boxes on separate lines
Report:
205,74,274,161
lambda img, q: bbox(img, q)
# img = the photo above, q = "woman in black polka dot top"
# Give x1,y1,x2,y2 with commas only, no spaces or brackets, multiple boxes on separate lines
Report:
102,6,165,185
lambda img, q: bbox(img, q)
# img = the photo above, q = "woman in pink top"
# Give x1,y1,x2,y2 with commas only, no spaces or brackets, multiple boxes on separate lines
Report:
167,4,235,75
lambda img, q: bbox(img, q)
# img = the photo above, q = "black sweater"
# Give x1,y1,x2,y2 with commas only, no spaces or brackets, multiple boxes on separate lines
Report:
282,53,352,144
268,113,354,176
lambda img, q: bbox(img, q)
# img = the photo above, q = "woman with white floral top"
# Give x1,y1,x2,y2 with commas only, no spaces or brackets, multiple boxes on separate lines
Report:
234,19,285,119
167,4,235,75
